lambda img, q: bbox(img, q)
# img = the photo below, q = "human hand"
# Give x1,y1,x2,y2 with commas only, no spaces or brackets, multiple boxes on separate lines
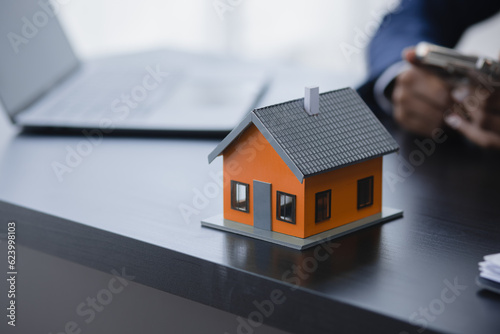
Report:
444,80,500,149
391,48,454,137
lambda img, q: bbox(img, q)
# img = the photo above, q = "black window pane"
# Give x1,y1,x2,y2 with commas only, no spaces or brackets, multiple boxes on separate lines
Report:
277,192,295,224
231,181,249,212
315,190,331,223
357,176,373,209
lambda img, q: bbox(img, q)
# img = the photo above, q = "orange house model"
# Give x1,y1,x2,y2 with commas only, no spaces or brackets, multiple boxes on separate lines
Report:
202,87,402,250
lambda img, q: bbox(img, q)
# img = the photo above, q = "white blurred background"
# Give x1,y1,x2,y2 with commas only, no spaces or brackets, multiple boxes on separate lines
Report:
56,0,401,84
57,0,500,83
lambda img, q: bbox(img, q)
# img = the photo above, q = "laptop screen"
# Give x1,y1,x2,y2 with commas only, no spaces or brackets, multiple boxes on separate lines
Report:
0,0,79,116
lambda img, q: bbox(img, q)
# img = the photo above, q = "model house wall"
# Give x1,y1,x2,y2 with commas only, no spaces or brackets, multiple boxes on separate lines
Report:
223,124,383,239
206,87,400,246
303,157,382,238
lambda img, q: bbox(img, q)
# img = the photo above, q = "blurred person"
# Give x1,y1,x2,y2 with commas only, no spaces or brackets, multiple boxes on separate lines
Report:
357,0,500,148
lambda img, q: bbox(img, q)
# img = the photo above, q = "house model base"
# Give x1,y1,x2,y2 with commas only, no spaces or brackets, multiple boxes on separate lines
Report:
202,207,402,250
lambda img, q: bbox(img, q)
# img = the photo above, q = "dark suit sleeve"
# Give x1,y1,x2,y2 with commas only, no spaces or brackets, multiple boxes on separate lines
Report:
357,0,500,118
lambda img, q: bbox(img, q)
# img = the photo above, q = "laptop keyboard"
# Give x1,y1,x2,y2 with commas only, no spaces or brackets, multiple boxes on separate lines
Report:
36,67,177,123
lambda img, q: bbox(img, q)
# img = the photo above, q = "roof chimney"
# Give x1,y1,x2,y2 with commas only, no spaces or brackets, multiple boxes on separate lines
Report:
304,86,319,116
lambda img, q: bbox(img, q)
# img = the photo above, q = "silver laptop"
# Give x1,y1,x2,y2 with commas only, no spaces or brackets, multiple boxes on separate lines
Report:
0,0,267,135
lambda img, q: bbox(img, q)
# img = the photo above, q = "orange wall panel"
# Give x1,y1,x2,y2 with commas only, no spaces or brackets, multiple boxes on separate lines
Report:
303,157,382,238
222,125,306,238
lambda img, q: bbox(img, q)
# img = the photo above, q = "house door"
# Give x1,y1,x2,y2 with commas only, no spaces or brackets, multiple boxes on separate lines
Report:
253,180,272,231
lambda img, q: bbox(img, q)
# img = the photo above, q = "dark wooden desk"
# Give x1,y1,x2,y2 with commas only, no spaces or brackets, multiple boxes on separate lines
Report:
0,111,499,333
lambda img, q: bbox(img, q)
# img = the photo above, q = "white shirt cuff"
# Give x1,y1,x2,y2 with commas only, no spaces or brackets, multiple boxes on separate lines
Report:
373,61,410,114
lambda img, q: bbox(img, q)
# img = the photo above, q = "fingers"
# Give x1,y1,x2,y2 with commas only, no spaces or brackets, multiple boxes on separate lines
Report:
393,85,445,136
452,85,500,131
446,83,500,149
445,114,500,149
396,45,500,149
467,104,500,131
396,66,452,108
484,90,500,113
392,66,451,136
402,47,418,65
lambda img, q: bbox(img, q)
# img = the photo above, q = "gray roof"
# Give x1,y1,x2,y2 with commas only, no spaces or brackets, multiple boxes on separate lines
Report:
208,87,399,182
